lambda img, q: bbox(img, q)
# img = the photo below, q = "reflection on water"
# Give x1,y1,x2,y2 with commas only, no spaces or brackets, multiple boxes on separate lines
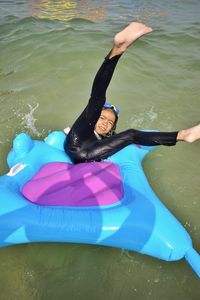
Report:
0,0,200,298
30,0,108,21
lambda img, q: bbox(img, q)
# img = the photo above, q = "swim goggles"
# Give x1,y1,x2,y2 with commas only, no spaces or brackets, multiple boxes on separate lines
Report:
103,102,120,116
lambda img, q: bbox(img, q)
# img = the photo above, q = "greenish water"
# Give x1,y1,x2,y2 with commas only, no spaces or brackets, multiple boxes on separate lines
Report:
0,0,200,299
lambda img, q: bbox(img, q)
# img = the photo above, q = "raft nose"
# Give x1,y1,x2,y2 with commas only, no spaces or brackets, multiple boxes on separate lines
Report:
185,247,200,277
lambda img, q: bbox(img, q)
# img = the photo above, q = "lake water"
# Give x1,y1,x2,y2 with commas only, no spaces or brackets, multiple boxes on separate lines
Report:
0,0,200,299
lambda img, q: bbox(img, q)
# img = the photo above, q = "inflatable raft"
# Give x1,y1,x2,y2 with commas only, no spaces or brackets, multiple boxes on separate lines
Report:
0,131,200,277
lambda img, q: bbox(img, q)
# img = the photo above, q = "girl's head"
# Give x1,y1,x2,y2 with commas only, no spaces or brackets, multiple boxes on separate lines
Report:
95,103,119,137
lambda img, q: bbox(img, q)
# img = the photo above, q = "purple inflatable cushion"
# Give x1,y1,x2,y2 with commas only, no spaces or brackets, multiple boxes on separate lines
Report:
22,162,124,206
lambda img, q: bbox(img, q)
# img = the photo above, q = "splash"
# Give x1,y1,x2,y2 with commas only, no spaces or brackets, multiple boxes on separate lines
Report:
21,103,41,136
13,102,42,137
128,106,158,128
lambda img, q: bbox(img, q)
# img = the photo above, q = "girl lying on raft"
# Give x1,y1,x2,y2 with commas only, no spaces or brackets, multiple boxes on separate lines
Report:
63,22,200,163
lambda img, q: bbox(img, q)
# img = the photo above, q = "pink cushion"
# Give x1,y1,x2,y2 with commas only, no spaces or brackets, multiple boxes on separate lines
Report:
22,162,124,206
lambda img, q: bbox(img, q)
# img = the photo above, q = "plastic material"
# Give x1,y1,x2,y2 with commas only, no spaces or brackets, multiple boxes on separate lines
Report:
0,131,199,277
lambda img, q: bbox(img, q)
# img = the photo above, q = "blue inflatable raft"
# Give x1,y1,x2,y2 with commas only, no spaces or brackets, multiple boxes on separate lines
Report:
0,131,200,277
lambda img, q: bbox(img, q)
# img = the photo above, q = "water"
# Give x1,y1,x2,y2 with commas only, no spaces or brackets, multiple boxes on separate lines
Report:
0,0,200,299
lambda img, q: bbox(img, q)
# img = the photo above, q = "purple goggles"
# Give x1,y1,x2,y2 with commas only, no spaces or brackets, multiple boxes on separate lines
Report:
103,103,120,116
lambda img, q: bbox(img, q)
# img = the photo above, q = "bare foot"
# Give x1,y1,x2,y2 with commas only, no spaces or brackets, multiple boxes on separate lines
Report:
177,124,200,143
110,22,153,57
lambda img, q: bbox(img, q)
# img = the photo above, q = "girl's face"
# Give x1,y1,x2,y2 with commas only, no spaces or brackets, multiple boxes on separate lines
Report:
95,109,116,136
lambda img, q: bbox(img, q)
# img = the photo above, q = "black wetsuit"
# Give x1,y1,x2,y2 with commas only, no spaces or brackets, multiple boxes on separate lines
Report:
64,52,178,163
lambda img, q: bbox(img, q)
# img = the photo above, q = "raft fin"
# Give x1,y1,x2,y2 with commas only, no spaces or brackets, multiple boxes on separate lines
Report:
185,247,200,277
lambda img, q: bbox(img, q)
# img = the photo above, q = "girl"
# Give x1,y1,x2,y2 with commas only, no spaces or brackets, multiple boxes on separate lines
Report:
64,22,200,163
